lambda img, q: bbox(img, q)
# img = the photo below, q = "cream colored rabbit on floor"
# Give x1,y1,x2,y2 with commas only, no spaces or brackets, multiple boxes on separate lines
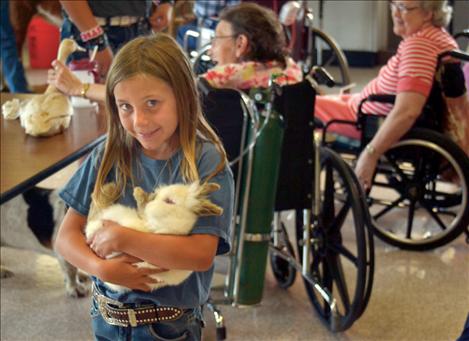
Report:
85,182,223,292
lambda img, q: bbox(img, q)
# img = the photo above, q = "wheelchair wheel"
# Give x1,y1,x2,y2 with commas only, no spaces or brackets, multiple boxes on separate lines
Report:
192,43,215,75
303,27,351,91
369,128,469,251
296,147,374,332
269,221,297,289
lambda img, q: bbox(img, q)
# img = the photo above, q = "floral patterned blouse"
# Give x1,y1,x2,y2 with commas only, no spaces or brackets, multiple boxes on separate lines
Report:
202,58,302,89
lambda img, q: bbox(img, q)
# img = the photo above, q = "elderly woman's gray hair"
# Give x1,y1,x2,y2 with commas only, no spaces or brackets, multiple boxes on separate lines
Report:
421,0,452,27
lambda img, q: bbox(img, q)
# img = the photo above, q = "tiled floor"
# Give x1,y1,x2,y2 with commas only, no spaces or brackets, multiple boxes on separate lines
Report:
1,225,468,341
2,66,468,341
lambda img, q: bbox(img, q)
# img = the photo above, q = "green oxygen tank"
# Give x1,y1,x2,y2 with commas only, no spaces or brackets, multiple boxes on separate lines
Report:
233,86,284,306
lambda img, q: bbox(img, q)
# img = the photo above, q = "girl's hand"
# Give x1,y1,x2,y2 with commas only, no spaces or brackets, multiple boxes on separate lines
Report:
48,60,83,96
87,220,125,258
355,150,378,192
98,254,168,292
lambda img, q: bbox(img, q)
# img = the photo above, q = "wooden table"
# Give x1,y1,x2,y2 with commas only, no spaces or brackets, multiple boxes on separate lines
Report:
1,93,107,204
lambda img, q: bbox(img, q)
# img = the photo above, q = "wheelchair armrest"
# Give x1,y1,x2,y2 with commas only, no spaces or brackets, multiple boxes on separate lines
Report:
357,94,396,115
366,94,396,103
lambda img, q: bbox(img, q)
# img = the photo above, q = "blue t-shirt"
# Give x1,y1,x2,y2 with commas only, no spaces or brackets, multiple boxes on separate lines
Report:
59,140,234,308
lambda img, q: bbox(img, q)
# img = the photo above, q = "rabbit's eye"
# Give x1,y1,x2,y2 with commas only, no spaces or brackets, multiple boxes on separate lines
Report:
164,197,175,205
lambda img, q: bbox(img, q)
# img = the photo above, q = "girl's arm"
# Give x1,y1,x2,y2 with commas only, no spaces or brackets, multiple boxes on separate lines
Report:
354,91,426,189
55,208,163,291
88,221,219,271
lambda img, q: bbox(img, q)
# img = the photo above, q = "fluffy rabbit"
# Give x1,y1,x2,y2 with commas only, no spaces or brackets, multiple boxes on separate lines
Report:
86,181,223,292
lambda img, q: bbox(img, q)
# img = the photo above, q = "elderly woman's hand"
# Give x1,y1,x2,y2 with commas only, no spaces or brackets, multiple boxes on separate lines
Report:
355,150,379,192
48,60,83,96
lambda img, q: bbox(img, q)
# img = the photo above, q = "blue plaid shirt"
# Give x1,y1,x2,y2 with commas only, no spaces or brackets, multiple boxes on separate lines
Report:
194,0,240,26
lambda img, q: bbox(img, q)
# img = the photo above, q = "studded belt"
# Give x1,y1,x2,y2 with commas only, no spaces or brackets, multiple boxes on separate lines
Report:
92,285,183,327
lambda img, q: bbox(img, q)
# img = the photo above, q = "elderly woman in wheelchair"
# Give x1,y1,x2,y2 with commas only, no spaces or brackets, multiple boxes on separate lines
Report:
315,0,461,187
201,2,302,89
313,0,469,250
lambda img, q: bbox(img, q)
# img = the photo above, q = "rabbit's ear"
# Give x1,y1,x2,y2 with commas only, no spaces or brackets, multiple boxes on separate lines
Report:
133,187,150,212
198,182,221,196
193,200,223,217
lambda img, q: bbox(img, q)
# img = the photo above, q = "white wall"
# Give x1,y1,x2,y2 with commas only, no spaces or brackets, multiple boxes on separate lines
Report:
306,0,389,52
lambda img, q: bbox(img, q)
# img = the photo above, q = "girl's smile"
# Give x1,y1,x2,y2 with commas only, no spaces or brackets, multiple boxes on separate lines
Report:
114,74,180,160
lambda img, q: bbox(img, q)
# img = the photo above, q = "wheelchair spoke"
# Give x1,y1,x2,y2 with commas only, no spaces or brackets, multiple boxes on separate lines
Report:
372,196,405,220
322,164,336,223
322,261,333,318
421,201,448,231
406,199,417,239
383,155,408,182
328,204,350,234
327,242,358,266
327,254,351,313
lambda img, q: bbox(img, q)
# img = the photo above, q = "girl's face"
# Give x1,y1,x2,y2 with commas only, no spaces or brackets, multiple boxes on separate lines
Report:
114,74,179,160
390,1,432,38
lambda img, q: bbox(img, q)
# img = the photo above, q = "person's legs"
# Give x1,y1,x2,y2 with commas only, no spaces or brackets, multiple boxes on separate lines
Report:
314,94,360,139
0,0,29,93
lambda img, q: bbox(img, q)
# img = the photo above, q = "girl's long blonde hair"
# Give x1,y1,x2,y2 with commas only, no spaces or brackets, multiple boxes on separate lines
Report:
92,34,227,209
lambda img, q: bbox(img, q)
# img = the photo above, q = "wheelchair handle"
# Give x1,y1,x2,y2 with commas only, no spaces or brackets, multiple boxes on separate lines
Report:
453,29,469,40
311,66,336,87
438,49,469,63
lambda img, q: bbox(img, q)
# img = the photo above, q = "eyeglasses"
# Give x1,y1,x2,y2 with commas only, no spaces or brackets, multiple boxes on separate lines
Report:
389,1,420,14
210,35,237,44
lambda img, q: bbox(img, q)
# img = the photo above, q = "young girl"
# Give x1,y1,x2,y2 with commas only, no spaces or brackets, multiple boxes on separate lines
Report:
54,33,234,341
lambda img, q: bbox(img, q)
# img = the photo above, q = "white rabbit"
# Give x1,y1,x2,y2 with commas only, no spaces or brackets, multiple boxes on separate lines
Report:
85,181,223,292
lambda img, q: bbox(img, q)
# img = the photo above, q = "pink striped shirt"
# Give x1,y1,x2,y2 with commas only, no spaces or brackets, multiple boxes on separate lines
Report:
350,26,458,115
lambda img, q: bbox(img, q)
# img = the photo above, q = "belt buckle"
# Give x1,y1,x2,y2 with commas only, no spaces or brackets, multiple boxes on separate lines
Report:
96,299,127,327
94,288,128,327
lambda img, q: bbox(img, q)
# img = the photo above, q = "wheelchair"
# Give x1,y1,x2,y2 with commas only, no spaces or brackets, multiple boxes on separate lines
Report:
198,72,374,337
323,48,469,251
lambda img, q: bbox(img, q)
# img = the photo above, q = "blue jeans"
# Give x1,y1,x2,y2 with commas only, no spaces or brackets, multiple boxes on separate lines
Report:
90,297,204,341
61,16,151,61
0,0,29,93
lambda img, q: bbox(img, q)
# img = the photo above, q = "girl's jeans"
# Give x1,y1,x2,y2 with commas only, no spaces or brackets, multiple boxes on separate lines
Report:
90,296,204,341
